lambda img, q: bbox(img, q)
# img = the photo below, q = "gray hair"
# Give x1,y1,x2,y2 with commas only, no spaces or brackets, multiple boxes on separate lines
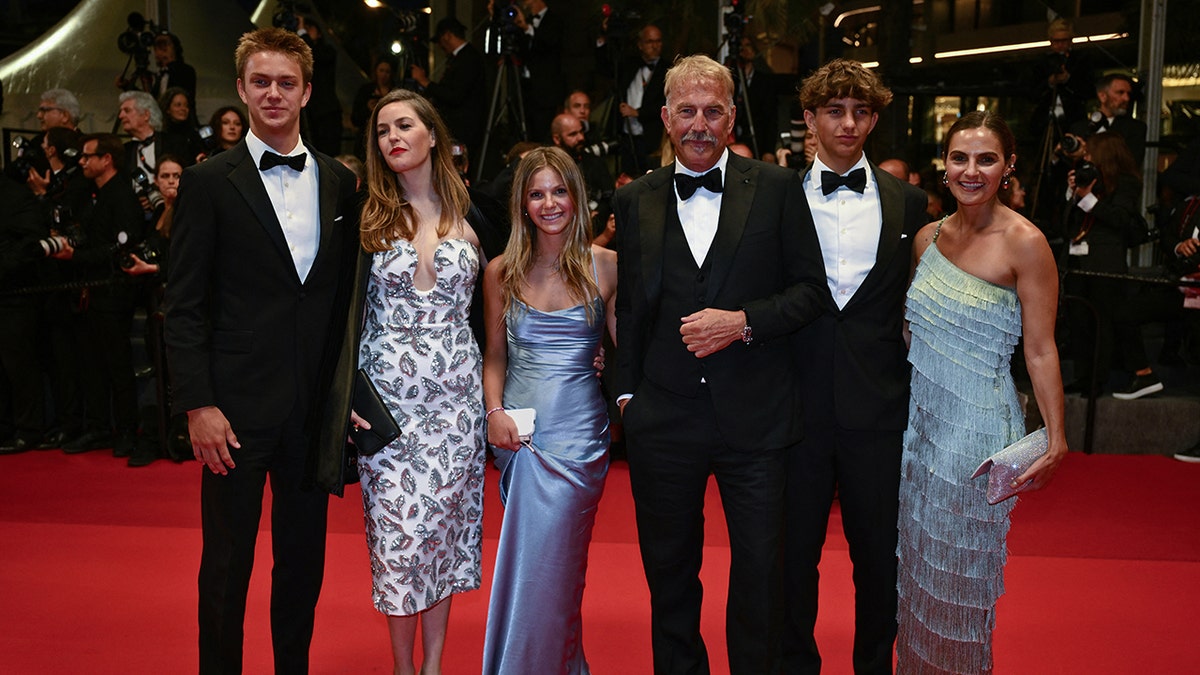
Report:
40,88,81,123
119,90,163,131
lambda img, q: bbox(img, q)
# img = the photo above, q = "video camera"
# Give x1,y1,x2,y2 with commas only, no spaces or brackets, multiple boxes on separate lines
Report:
118,12,160,71
485,0,524,57
272,1,309,33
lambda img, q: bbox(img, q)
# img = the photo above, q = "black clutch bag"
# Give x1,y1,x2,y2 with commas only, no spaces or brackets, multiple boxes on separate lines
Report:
350,369,400,456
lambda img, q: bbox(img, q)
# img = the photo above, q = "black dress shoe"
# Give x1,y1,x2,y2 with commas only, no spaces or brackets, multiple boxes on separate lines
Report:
113,433,137,458
41,429,78,450
127,452,158,467
63,430,113,454
0,437,36,455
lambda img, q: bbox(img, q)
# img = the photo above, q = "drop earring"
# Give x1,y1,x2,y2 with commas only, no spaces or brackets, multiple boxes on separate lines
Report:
941,173,948,186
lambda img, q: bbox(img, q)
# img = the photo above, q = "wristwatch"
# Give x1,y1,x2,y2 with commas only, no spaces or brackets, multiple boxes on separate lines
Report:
741,323,753,345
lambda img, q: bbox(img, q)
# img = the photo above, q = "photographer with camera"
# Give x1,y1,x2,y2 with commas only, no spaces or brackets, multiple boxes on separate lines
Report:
159,87,205,164
118,91,193,213
0,167,50,455
411,18,486,162
1030,17,1093,139
151,32,196,99
597,22,667,175
1063,132,1145,397
6,89,80,187
505,0,565,143
50,133,146,458
120,154,185,465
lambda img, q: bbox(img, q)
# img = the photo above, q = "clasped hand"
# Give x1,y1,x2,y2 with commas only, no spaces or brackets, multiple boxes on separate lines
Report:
680,308,745,358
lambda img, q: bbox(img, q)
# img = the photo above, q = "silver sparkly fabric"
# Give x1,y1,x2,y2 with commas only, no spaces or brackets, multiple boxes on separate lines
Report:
897,242,1025,674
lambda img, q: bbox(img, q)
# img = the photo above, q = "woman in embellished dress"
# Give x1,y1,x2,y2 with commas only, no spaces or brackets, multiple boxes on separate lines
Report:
896,111,1068,673
480,147,617,674
356,88,486,675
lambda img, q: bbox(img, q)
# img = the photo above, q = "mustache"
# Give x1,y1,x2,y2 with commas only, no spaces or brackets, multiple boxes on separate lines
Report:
681,131,719,144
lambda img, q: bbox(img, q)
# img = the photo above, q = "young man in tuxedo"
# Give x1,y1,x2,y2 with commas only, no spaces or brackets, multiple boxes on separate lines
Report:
613,54,824,673
782,59,928,674
164,27,359,674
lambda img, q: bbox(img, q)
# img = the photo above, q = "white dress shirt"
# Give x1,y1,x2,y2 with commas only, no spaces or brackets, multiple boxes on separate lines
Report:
804,154,882,309
624,63,655,136
245,130,321,282
674,150,729,266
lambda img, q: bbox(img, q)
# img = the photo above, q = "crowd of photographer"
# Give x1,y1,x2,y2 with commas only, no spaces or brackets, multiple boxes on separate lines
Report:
5,7,1200,466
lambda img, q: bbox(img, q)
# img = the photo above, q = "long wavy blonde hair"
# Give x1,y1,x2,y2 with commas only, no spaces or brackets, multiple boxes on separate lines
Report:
501,146,601,323
360,89,470,251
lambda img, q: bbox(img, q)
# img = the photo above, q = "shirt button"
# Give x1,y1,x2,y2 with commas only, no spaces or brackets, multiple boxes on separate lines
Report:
284,181,289,188
839,289,847,295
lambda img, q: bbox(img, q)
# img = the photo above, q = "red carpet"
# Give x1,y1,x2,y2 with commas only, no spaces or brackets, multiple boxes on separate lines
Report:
1,450,1198,674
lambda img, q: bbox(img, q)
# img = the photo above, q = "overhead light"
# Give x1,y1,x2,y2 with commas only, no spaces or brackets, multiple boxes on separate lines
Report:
391,40,403,54
364,0,383,8
935,32,1127,59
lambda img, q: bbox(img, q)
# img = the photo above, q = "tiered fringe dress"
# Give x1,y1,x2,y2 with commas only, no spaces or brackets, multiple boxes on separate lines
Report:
896,237,1024,674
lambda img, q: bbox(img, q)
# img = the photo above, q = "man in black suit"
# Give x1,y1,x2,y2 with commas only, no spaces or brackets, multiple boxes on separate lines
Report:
412,17,487,162
598,23,668,175
118,90,193,187
782,59,928,675
164,27,359,674
513,0,564,142
1070,72,1148,166
613,54,824,674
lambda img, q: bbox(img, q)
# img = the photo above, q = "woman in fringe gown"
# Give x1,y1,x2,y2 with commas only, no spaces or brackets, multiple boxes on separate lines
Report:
896,111,1068,673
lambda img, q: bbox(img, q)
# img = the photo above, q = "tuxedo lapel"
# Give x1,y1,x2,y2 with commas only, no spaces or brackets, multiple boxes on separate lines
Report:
849,164,906,304
313,150,340,269
704,156,753,304
637,168,673,306
225,144,296,275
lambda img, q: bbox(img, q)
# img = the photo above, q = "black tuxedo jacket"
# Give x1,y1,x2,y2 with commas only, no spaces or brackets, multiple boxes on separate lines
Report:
1071,114,1148,165
793,164,927,432
521,9,565,112
164,141,360,433
425,42,487,151
613,154,825,450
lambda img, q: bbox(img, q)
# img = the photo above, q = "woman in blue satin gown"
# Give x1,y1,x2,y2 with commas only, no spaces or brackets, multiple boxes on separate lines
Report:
480,147,618,674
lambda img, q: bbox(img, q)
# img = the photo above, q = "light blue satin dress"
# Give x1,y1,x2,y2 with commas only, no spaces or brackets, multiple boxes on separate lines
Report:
482,294,610,675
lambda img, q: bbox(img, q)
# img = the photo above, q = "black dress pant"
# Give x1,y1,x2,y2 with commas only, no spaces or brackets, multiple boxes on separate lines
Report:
0,304,45,440
79,303,139,435
198,405,329,675
782,392,903,675
624,379,787,675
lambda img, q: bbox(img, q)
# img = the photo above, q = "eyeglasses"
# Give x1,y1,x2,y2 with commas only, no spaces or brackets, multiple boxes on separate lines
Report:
37,106,65,114
78,153,97,161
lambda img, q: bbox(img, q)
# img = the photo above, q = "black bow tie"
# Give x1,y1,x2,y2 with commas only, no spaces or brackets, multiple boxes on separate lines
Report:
820,168,867,196
259,151,307,172
675,168,723,200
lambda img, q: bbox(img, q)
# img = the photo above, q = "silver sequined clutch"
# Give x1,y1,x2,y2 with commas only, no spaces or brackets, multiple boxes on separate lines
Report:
971,427,1048,505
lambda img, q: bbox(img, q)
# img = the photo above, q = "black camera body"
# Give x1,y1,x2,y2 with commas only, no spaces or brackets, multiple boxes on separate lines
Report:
1075,160,1100,189
11,136,47,177
131,167,165,212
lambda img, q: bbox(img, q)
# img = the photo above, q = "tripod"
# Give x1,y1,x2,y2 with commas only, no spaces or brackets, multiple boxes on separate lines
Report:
475,53,527,183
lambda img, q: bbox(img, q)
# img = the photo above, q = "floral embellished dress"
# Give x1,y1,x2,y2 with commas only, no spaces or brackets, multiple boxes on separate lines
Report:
356,237,486,616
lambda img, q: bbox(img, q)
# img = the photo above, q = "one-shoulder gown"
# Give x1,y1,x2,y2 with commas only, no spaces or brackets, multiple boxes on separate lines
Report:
482,296,610,675
897,240,1024,674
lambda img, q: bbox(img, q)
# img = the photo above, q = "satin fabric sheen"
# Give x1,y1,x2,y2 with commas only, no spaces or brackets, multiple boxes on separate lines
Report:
482,297,610,674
